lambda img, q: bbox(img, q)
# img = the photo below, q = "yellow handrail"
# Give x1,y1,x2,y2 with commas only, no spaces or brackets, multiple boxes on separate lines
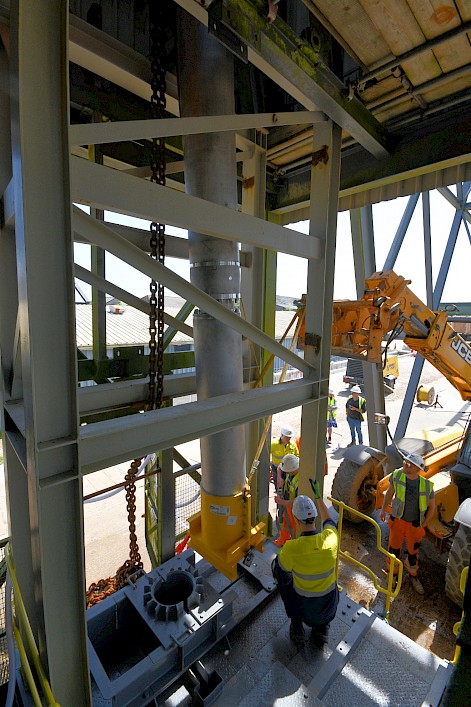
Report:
328,497,403,622
5,544,60,707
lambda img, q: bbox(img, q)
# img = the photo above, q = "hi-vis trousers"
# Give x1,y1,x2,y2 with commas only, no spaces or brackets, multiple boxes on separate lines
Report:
386,517,426,576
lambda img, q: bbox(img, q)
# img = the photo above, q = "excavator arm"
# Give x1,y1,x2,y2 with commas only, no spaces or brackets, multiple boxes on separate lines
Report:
330,270,471,401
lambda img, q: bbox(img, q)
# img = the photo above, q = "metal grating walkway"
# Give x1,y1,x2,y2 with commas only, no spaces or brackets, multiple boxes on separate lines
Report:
201,561,454,707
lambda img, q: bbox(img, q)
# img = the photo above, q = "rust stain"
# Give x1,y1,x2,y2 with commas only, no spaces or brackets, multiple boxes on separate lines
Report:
430,6,456,24
242,176,255,189
312,145,329,167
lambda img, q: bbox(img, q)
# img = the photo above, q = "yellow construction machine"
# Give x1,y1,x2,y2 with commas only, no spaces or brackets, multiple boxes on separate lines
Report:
328,270,471,607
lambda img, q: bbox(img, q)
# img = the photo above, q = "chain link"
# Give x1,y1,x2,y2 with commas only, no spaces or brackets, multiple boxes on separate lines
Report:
148,3,167,411
85,10,168,605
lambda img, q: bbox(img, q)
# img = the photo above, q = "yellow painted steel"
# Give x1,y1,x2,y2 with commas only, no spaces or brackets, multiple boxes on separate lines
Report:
5,545,60,707
188,488,265,580
452,566,469,664
329,497,403,623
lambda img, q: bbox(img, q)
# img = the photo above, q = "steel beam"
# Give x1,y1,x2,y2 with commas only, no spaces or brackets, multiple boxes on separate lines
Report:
73,208,313,375
80,378,318,474
83,222,190,260
4,373,198,434
69,14,179,116
10,2,90,701
74,264,193,337
174,0,389,158
70,110,326,146
70,156,321,259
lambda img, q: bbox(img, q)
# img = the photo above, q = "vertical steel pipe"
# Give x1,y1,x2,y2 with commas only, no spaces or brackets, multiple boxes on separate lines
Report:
177,11,245,498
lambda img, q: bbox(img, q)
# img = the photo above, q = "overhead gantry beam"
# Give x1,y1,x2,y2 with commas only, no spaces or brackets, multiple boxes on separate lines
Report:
69,110,326,146
70,156,322,258
79,378,317,473
174,0,390,159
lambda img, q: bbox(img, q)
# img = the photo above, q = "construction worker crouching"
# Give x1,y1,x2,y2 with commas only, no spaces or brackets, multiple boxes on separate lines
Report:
274,454,299,547
380,452,435,595
272,494,339,645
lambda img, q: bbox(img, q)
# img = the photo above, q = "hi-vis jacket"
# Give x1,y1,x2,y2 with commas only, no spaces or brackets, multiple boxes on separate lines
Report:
270,437,299,468
327,394,338,421
281,472,299,502
390,469,434,526
278,526,338,597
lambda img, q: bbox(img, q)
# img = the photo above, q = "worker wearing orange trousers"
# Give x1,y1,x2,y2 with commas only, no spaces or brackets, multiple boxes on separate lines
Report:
380,452,435,594
274,454,299,547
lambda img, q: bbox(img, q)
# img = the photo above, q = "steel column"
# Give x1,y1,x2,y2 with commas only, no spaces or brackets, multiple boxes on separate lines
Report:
423,192,433,308
89,135,107,372
158,448,176,564
300,120,341,497
240,132,272,524
350,206,386,450
382,194,420,271
177,11,245,497
10,2,90,701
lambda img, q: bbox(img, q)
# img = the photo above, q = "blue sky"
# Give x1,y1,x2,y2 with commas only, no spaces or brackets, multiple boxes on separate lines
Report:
74,189,468,304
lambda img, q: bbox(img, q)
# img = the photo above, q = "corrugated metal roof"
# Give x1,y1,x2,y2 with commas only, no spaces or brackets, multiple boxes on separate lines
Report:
75,302,193,348
75,303,297,348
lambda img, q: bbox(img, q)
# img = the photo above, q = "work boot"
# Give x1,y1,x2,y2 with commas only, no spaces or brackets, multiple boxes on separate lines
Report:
310,625,329,647
347,440,356,447
289,622,306,645
410,576,425,595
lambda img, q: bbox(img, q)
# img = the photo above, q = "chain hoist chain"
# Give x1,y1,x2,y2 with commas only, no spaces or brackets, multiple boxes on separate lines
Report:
115,458,144,589
87,11,169,604
148,3,167,411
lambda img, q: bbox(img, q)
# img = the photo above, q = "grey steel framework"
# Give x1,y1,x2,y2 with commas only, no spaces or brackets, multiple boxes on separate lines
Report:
0,0,470,704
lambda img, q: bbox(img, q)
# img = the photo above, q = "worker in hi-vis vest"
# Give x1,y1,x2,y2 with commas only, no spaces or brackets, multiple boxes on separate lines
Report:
272,489,339,645
345,385,366,445
270,425,298,487
380,452,435,595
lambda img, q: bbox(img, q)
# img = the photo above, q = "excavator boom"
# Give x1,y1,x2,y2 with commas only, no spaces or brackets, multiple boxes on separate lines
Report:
331,270,471,401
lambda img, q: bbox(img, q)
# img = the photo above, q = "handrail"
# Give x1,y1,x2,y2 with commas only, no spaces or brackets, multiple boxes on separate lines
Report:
328,497,403,622
5,544,60,707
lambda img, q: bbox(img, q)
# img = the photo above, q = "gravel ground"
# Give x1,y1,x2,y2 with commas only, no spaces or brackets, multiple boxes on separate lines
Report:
272,353,470,660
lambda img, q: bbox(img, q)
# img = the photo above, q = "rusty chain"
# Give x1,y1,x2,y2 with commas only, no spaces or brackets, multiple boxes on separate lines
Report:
86,9,167,604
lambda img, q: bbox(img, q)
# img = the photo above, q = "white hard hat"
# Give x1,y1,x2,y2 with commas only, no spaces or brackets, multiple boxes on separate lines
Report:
329,389,334,394
404,453,425,470
280,426,293,437
351,385,362,393
279,454,299,473
292,495,318,522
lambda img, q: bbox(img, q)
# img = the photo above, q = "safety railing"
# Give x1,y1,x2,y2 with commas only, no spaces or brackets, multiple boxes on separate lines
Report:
5,544,60,706
328,497,403,622
452,566,469,664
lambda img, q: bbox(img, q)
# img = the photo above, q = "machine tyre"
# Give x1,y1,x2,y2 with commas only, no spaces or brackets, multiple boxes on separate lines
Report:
331,458,376,523
445,523,471,608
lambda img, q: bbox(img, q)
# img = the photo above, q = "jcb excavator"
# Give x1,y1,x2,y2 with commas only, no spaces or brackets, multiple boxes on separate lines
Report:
327,270,471,607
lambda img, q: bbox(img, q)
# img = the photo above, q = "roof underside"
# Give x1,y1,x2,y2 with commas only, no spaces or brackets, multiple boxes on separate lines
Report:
3,0,469,218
